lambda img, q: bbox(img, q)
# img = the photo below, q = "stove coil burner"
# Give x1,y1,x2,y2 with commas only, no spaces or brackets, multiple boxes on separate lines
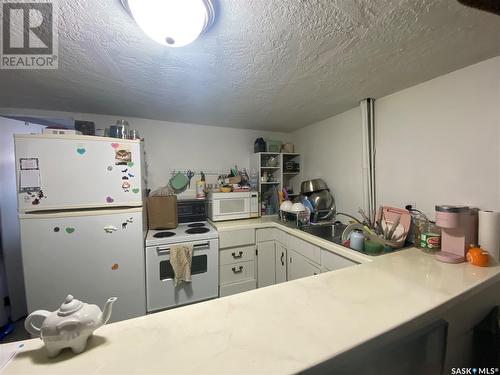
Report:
185,227,210,234
153,231,176,238
188,223,206,228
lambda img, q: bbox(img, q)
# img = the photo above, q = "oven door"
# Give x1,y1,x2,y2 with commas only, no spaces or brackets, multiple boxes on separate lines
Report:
211,197,250,221
146,239,219,312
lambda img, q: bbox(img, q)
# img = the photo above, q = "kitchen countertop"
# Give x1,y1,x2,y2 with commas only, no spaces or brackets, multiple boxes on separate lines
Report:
3,218,500,374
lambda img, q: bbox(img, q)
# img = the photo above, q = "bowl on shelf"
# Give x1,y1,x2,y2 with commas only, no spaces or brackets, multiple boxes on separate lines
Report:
291,202,306,212
280,201,293,212
266,157,278,167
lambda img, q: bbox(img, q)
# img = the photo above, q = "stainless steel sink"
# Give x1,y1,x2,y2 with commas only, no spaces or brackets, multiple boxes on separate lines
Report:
300,222,346,245
299,221,411,256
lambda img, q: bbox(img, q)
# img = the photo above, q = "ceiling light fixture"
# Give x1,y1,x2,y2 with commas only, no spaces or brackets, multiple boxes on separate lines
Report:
121,0,215,47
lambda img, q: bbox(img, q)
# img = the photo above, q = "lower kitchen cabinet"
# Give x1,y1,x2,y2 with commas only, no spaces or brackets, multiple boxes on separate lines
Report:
220,279,256,297
287,248,321,281
275,243,287,284
257,241,276,288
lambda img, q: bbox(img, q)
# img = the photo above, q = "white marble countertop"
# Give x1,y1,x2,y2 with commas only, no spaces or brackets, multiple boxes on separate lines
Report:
3,219,500,374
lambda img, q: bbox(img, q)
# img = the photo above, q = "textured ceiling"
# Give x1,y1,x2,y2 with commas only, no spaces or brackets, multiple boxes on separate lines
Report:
0,0,499,131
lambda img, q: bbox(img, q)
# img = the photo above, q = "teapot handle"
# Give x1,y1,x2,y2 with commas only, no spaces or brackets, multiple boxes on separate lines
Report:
24,310,50,337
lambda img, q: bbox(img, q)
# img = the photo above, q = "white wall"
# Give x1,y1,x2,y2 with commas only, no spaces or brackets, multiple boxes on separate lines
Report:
292,108,364,216
293,56,500,218
376,56,500,216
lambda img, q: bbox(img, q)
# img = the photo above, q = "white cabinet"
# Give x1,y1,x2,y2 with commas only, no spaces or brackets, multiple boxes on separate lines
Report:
321,249,358,271
287,234,321,264
219,228,255,249
257,241,276,288
287,249,321,281
219,229,257,298
275,243,287,284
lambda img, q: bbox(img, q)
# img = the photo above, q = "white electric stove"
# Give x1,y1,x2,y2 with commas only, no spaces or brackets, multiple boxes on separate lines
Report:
145,200,219,313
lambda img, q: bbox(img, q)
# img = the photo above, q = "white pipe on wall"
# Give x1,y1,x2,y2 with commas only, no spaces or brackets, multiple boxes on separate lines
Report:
360,99,376,222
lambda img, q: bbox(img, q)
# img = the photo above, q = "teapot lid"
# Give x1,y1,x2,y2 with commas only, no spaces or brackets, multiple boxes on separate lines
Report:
58,295,83,316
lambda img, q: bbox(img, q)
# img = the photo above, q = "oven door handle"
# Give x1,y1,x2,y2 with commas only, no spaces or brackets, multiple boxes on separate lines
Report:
156,242,210,254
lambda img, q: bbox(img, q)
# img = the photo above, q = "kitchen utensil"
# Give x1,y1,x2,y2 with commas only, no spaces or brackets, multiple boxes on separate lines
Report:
301,178,328,194
108,125,123,138
350,230,365,251
128,129,140,140
375,206,412,247
386,215,401,240
25,295,117,357
291,202,306,212
267,157,278,167
341,222,365,243
302,197,315,215
364,240,384,255
186,170,195,188
170,172,189,191
115,120,130,139
280,201,293,212
309,190,336,220
358,208,372,228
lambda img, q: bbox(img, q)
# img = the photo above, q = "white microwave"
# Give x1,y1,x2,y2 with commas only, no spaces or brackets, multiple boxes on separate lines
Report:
207,191,259,221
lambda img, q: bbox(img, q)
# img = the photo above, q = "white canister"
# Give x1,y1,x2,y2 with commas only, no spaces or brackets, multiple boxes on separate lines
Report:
196,180,206,199
350,230,365,251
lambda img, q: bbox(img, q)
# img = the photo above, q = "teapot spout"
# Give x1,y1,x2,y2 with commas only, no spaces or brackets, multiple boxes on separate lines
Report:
100,297,118,325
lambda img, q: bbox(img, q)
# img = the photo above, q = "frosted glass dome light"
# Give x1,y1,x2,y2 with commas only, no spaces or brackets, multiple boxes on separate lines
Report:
122,0,215,47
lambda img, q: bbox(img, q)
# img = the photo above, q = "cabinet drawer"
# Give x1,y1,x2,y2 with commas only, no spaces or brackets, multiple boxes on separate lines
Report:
219,229,255,249
220,260,255,285
220,245,255,265
288,235,321,264
219,279,256,297
256,228,276,242
321,249,358,271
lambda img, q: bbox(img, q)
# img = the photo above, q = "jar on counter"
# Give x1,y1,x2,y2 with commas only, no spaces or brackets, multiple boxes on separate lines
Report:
420,222,441,253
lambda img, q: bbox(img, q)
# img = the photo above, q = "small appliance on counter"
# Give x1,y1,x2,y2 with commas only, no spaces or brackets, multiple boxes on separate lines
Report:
207,191,259,221
434,205,478,263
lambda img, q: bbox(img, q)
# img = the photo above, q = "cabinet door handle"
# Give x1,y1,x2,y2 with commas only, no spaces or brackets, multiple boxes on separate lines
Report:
232,266,244,274
289,256,292,264
280,252,285,266
231,251,243,259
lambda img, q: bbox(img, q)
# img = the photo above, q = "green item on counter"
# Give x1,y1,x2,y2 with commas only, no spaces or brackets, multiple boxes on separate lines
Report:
383,245,394,253
420,232,441,253
364,240,384,255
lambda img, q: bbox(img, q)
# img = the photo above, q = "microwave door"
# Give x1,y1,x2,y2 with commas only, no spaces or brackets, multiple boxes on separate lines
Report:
215,198,249,217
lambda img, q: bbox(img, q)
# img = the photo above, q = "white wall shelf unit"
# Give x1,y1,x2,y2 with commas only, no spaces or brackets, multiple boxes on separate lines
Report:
250,152,301,216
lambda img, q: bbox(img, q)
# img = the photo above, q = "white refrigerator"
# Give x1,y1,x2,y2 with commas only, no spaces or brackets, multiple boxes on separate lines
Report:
15,134,147,322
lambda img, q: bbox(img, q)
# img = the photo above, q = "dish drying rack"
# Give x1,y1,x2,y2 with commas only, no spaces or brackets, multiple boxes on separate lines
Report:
279,208,336,228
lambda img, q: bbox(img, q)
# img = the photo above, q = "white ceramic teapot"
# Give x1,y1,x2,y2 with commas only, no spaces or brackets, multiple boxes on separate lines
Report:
24,295,117,357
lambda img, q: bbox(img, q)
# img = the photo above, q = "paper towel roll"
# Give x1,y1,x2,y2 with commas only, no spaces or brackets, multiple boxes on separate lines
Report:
478,210,500,262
